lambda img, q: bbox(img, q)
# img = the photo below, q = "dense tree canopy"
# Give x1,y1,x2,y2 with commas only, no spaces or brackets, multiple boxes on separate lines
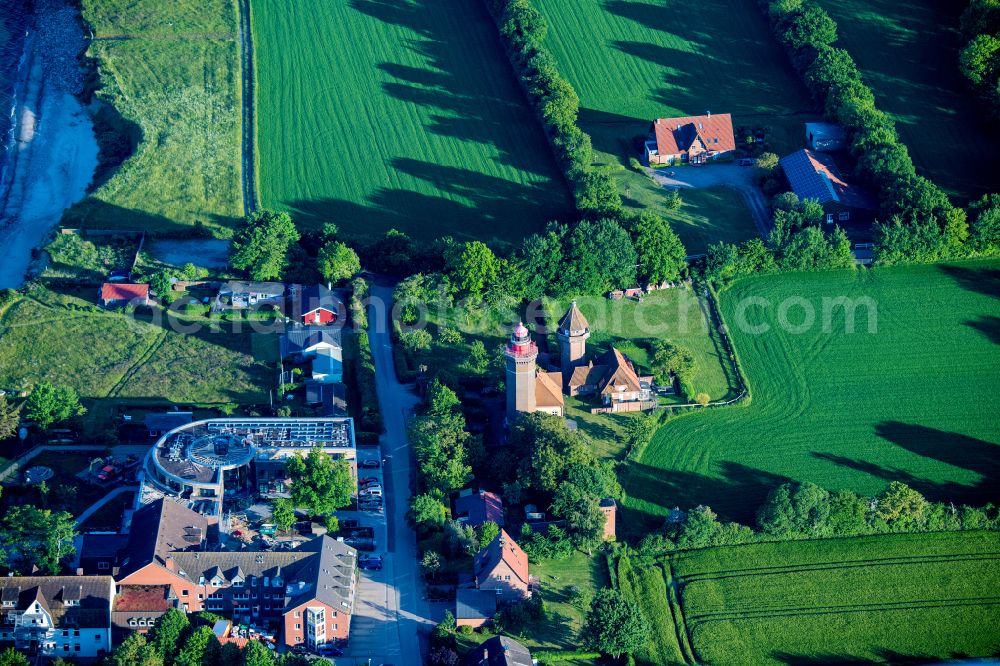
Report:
285,447,353,518
581,588,648,659
317,241,361,284
229,210,300,281
23,382,85,430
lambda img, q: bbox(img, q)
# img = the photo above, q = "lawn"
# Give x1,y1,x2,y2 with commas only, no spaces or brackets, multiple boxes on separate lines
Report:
65,0,242,235
672,531,1000,664
532,0,814,246
456,552,607,665
623,261,1000,529
251,0,573,243
0,287,271,435
542,288,741,404
618,177,759,255
815,0,1000,201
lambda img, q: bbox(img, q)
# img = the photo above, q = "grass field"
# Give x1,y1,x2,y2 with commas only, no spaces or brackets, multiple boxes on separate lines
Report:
543,288,741,404
532,0,814,247
672,531,1000,664
623,261,1000,528
251,0,573,243
618,171,759,254
0,287,270,435
816,0,1000,201
66,0,242,235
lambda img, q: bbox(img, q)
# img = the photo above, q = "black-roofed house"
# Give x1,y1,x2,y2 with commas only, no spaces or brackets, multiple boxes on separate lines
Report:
280,328,343,385
0,576,115,658
455,588,498,629
779,149,877,226
463,635,535,666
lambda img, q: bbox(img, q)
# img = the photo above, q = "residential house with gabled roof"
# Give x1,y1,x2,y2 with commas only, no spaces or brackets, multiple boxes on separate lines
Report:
293,284,342,325
0,576,115,658
464,635,534,666
474,530,530,603
453,489,505,528
455,588,498,629
779,149,877,226
646,113,736,165
568,347,653,412
111,585,176,640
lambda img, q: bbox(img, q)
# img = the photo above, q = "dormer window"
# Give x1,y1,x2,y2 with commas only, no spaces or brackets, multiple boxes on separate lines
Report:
232,580,244,587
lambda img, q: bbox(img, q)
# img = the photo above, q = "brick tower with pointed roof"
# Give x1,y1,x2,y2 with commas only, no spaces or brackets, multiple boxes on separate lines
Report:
557,301,590,384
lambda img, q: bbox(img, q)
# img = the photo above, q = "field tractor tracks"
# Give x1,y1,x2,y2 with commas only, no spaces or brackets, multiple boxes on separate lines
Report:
237,0,257,214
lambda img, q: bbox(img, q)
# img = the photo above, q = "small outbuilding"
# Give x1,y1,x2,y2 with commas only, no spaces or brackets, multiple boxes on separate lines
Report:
294,284,342,325
100,282,150,308
804,122,846,151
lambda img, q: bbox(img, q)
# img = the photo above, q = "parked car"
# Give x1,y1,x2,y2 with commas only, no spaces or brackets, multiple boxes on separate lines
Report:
340,518,359,529
359,554,383,570
318,645,343,657
361,488,383,499
359,477,379,487
360,459,380,469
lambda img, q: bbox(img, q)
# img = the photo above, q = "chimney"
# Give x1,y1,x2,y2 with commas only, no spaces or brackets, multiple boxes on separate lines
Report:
75,568,84,576
165,557,176,572
327,281,332,291
707,110,711,117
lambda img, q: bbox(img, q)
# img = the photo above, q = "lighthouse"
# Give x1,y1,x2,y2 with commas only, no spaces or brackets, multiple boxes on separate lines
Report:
504,321,538,421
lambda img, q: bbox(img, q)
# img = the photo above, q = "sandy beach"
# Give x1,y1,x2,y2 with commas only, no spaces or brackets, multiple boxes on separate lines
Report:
0,0,98,289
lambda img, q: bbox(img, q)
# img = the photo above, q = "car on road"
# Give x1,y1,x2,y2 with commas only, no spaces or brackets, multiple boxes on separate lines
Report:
360,458,380,469
359,554,383,570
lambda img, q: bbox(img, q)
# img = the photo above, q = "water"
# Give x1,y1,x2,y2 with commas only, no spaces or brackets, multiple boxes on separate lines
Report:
0,0,31,193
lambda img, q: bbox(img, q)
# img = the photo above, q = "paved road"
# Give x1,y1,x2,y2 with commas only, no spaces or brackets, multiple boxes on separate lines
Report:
340,284,430,666
648,163,772,238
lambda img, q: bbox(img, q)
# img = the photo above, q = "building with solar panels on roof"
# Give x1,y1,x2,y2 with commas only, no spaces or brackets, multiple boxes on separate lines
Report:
779,149,878,229
140,418,356,516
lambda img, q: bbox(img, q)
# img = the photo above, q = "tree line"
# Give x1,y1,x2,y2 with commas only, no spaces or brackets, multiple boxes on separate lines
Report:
761,0,1000,266
636,479,1000,554
959,0,1000,119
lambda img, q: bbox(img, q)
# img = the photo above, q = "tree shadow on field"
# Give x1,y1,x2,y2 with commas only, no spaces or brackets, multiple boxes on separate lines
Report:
771,650,973,665
351,0,571,186
286,159,569,242
601,0,815,116
622,459,791,534
937,264,1000,300
814,421,1000,506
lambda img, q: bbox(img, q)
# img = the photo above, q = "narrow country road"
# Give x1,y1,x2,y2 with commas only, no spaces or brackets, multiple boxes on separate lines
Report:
345,283,432,666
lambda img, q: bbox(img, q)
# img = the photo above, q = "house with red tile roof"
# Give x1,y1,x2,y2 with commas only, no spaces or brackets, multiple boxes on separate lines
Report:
473,530,530,603
99,282,150,308
454,489,505,528
645,113,736,165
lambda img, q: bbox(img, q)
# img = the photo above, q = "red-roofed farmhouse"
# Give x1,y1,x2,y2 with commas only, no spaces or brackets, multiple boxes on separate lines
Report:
645,113,735,165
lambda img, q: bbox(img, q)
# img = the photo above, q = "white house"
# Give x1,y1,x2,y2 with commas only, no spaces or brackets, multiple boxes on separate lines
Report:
0,576,115,658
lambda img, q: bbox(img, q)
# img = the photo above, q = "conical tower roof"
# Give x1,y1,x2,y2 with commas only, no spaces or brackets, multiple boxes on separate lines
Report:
558,301,589,335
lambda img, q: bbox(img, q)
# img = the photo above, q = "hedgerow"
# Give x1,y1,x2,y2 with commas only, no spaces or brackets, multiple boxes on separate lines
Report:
483,0,623,218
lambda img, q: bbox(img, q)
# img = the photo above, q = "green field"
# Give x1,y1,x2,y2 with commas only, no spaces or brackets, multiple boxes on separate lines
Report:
816,0,1000,201
623,261,1000,527
621,531,1000,665
66,0,242,235
251,0,572,243
533,0,814,247
0,287,270,435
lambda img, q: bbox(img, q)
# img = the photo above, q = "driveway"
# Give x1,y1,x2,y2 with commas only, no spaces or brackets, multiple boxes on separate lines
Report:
648,163,772,238
338,283,430,666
